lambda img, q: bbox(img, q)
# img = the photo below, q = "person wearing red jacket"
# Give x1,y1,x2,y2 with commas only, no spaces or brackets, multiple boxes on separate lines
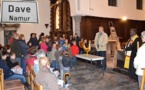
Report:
71,40,79,67
25,48,37,72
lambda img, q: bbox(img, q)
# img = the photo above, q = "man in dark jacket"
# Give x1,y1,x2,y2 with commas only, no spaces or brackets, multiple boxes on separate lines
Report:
74,33,80,46
11,33,26,75
11,33,24,58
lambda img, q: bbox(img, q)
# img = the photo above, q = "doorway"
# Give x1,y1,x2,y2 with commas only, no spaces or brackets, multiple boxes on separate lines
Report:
4,30,16,45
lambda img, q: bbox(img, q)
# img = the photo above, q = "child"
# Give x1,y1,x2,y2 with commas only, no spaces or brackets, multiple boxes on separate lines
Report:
67,44,72,59
40,37,48,53
65,39,69,48
71,40,79,66
9,52,23,74
55,44,63,70
58,36,65,45
55,44,64,79
62,42,67,51
6,52,20,68
48,43,57,69
62,50,71,85
62,50,71,69
79,38,84,54
10,52,20,65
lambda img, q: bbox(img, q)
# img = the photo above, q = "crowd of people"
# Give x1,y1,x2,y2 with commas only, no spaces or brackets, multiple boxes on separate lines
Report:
1,26,145,90
0,31,83,90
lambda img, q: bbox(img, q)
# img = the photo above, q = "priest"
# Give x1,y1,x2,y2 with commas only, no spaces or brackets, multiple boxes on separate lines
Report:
124,28,140,81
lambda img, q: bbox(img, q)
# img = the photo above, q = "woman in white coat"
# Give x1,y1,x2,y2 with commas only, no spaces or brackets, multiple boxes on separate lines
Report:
134,31,145,89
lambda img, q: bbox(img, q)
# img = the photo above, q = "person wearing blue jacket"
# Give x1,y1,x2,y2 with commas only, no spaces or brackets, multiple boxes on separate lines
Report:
29,33,39,46
19,34,29,57
0,51,27,85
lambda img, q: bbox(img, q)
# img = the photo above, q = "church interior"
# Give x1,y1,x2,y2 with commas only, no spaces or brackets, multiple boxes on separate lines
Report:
0,0,145,90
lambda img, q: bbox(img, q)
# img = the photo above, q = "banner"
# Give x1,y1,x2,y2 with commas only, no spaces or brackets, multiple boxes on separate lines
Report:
1,1,39,23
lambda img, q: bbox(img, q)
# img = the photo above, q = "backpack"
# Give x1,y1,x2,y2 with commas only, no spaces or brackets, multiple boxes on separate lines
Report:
62,55,71,67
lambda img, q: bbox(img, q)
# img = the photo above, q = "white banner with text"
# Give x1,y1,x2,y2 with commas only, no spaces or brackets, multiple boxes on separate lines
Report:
1,1,39,23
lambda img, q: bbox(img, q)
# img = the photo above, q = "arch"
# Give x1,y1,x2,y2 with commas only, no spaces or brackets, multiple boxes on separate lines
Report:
68,0,76,16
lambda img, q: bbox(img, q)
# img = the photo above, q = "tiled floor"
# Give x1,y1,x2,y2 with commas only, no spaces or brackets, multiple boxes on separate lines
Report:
69,58,139,90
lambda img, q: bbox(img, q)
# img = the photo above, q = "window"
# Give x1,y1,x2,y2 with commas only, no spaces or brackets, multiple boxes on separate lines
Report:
137,0,143,10
108,0,117,7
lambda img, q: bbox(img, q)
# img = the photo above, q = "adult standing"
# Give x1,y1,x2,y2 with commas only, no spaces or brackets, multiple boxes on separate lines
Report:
38,32,45,44
94,26,108,70
134,31,145,89
11,33,26,75
29,33,39,47
125,28,140,81
19,34,29,57
73,33,80,47
68,34,74,45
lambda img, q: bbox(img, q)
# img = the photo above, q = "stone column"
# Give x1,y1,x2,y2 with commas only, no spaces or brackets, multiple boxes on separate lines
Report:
72,16,82,36
0,29,4,46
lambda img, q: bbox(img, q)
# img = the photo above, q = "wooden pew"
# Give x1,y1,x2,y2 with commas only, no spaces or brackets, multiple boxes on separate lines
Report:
0,69,24,90
140,68,145,90
28,65,43,90
28,65,34,90
34,82,43,90
0,69,4,90
64,73,71,84
0,82,2,90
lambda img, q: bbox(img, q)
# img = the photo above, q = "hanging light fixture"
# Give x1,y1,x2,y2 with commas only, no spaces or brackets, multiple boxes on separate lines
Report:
45,24,49,28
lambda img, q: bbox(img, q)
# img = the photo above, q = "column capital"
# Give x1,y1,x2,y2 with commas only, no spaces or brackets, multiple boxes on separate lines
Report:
73,16,82,22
